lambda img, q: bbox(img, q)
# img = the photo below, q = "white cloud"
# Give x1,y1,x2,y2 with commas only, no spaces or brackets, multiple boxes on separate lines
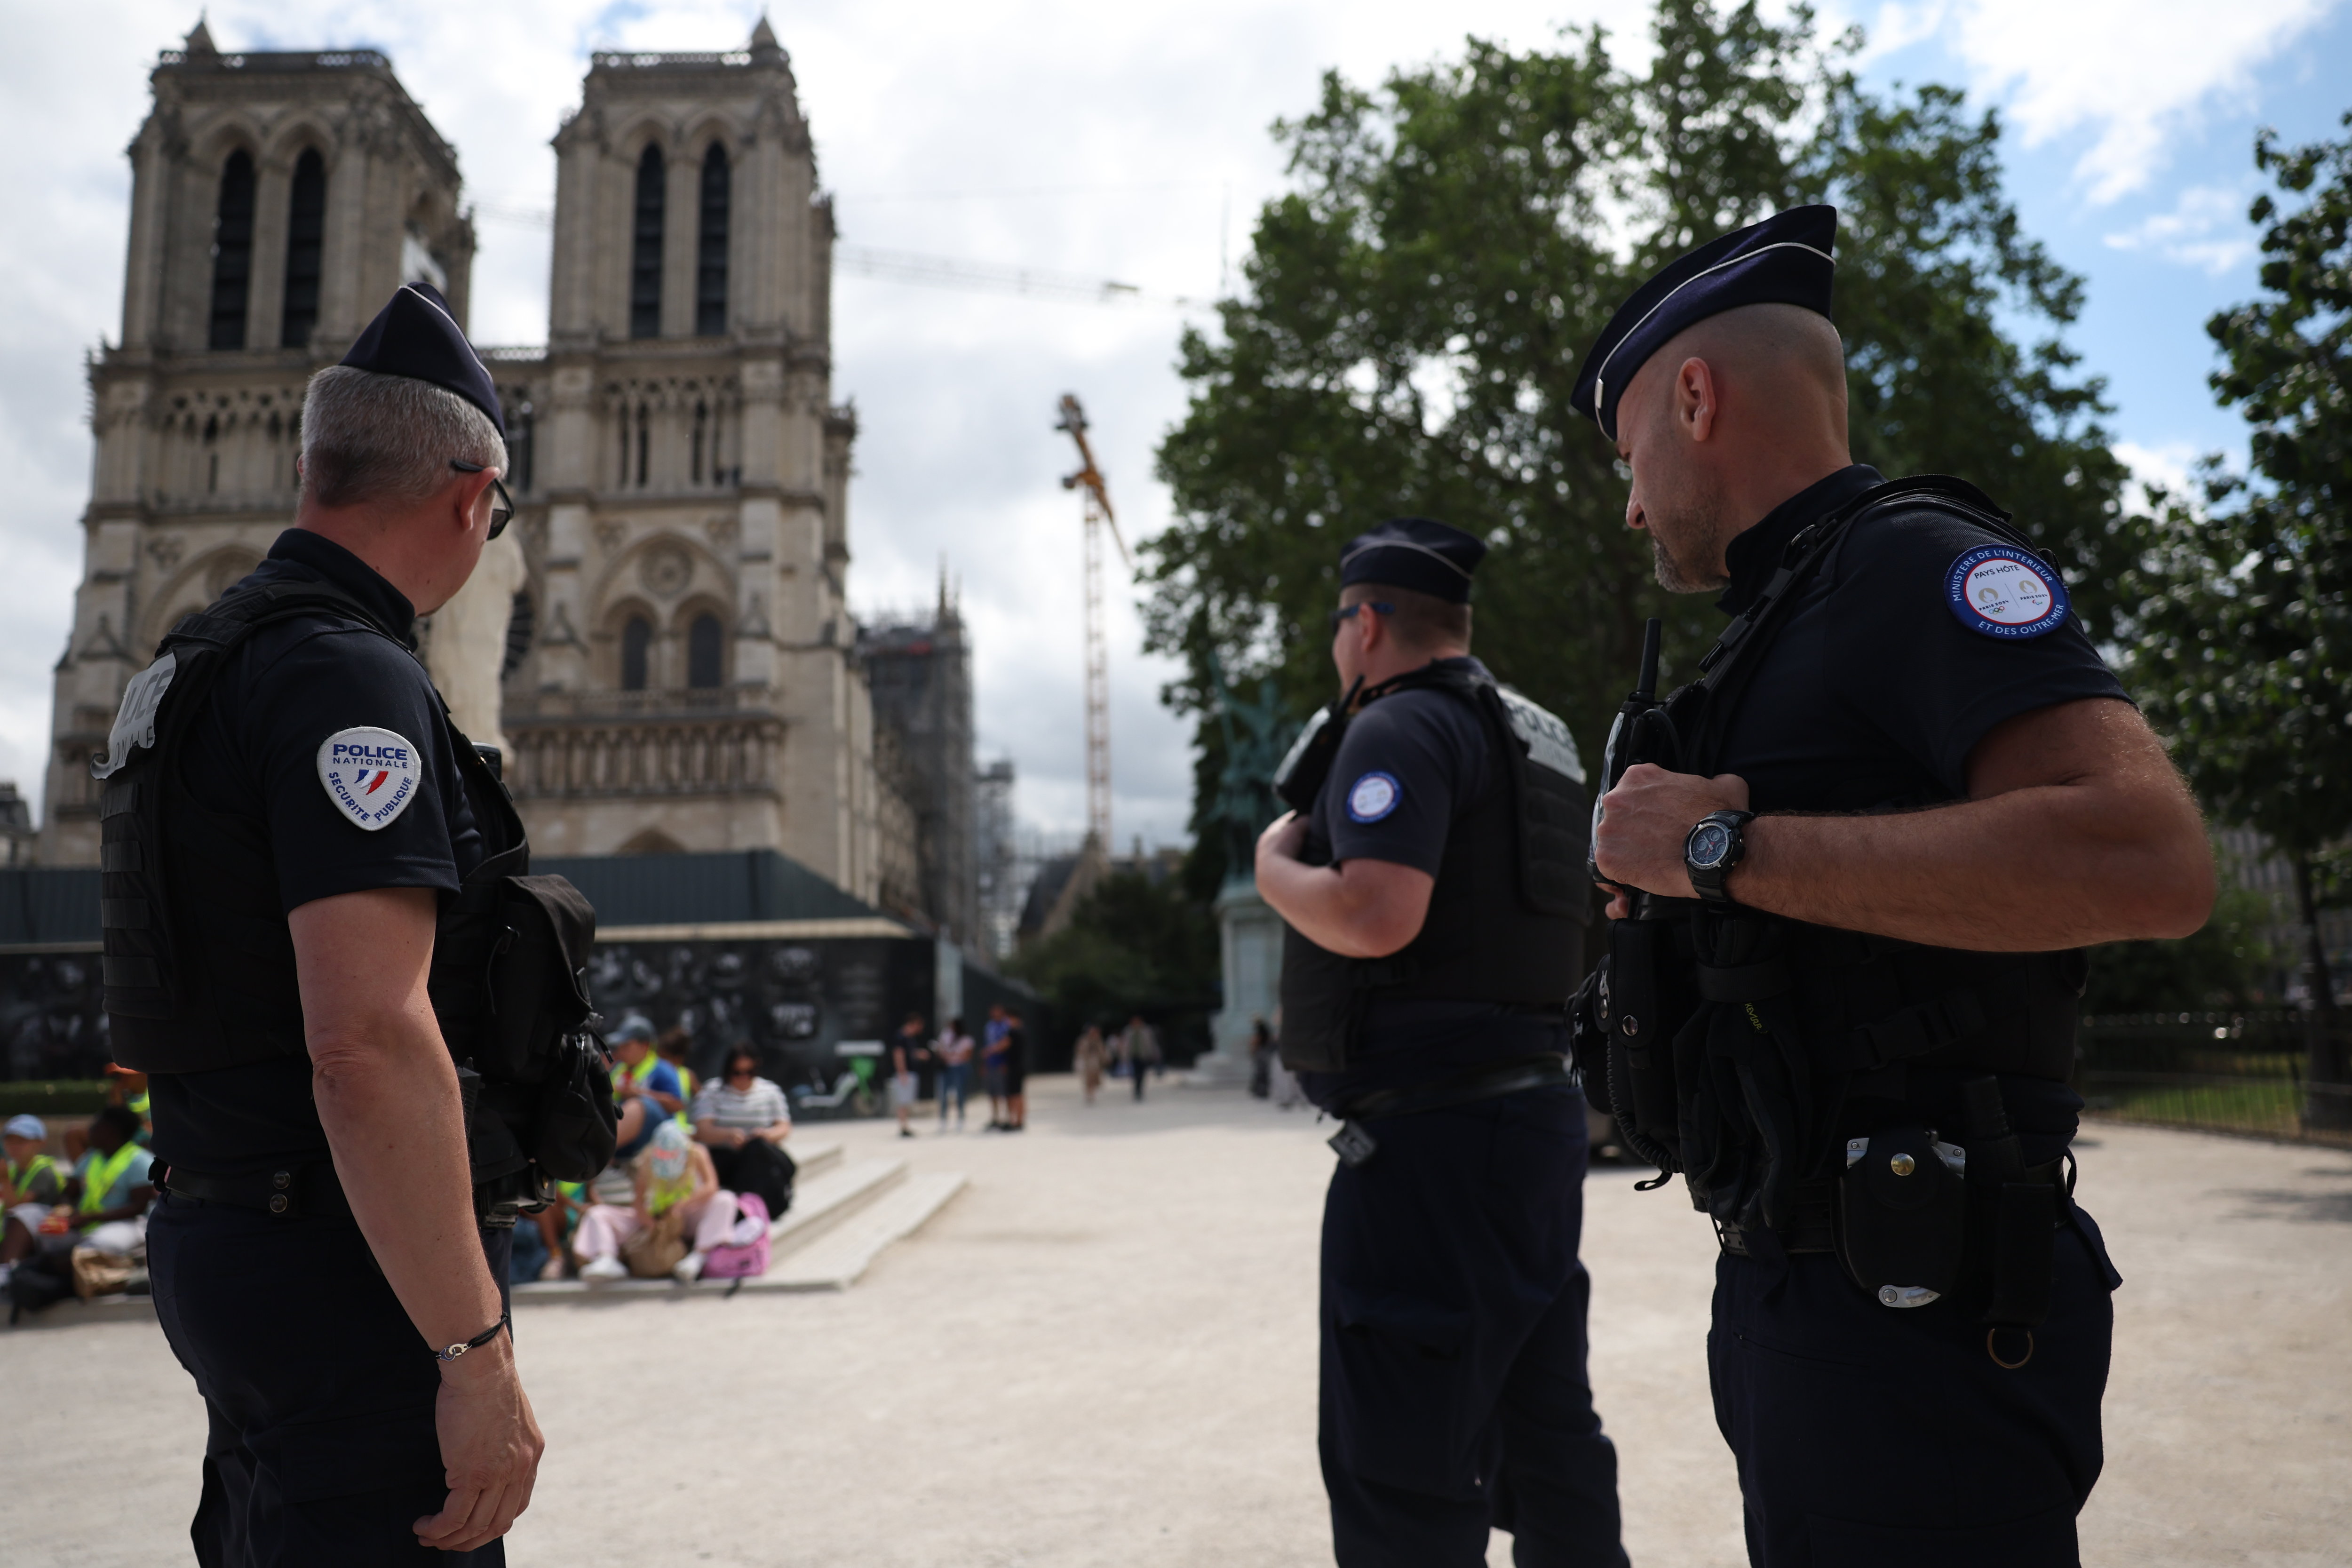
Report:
2103,182,2262,274
1858,0,2341,201
2113,438,2206,509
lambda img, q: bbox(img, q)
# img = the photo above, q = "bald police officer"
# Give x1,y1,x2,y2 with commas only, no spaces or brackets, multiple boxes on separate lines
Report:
100,283,608,1563
1575,207,2214,1564
1257,519,1627,1568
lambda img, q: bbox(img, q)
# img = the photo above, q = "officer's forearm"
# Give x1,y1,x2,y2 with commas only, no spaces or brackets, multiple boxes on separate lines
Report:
293,887,504,1354
311,1016,505,1351
1729,699,2214,950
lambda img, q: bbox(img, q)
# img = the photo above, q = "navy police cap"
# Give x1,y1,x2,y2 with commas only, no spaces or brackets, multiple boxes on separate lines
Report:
1569,205,1838,441
1339,517,1486,605
339,281,505,438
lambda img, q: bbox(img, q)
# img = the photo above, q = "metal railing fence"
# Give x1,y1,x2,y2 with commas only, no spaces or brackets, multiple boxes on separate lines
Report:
2076,1011,2352,1148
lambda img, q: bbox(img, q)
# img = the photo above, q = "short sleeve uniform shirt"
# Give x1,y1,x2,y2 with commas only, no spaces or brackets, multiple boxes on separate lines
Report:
1301,656,1565,1106
149,529,489,1180
1707,465,2130,1157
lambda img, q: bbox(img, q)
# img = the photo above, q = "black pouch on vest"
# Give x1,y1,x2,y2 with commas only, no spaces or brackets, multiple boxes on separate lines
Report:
477,874,597,1084
527,1033,620,1182
1605,914,1688,1168
1835,1124,1967,1304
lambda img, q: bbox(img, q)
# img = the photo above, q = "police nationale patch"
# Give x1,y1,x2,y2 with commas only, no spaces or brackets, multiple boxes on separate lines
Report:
317,727,423,831
1945,545,2071,640
1346,771,1402,824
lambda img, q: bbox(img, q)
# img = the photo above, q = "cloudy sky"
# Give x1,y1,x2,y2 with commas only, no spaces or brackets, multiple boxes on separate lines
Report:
0,0,2345,854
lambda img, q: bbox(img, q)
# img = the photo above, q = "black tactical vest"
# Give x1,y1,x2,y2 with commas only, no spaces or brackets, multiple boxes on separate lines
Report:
95,578,616,1202
1279,665,1591,1071
1591,477,2090,1230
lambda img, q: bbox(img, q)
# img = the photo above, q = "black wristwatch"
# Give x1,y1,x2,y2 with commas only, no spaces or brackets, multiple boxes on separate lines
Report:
1685,810,1755,906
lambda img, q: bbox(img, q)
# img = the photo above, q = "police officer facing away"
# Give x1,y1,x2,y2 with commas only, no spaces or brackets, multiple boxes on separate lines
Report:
1256,520,1627,1568
1575,208,2215,1564
99,284,600,1563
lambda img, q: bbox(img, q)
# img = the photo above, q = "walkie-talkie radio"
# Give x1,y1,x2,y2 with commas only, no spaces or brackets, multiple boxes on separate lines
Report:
1587,618,1680,885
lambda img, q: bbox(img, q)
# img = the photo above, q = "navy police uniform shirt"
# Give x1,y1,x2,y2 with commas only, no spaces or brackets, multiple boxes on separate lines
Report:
1710,465,2128,812
1708,464,2129,1160
1301,656,1565,1108
149,528,488,1180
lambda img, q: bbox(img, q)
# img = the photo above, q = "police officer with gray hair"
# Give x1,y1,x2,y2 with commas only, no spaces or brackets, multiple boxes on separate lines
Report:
1575,207,2215,1564
1257,519,1626,1566
102,283,613,1562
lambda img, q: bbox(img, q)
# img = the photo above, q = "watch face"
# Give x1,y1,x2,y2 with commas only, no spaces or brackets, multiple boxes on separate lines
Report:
1689,822,1733,869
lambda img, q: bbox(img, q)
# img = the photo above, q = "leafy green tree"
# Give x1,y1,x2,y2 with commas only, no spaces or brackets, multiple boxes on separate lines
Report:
1145,0,2128,887
2125,114,2352,1111
1007,868,1221,1061
2080,887,2279,1016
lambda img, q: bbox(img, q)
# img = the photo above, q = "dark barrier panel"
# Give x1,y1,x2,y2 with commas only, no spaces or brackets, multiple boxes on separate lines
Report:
588,933,937,1091
539,850,878,927
0,868,101,945
0,951,108,1080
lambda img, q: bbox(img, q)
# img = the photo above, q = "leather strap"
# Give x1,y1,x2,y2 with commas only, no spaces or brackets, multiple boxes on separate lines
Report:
1334,1055,1573,1124
1715,1155,2069,1258
159,1161,350,1221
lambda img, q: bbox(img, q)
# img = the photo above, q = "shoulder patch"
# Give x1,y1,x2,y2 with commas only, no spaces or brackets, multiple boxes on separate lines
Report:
317,726,424,831
1945,544,2071,639
1345,771,1402,824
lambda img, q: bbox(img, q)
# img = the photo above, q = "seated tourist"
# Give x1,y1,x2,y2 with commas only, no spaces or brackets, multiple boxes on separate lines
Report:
691,1046,794,1217
1,1114,64,1287
61,1106,157,1256
608,1015,684,1162
573,1121,741,1284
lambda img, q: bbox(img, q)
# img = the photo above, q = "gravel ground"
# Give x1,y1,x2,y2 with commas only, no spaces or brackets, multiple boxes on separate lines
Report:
3,1075,2345,1566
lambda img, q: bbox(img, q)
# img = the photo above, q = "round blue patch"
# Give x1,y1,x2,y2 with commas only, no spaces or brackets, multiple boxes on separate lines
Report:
1945,545,2071,640
1345,771,1402,824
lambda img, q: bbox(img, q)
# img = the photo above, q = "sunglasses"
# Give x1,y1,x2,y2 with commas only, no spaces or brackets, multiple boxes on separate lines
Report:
726,1065,758,1078
1327,601,1395,633
449,460,514,540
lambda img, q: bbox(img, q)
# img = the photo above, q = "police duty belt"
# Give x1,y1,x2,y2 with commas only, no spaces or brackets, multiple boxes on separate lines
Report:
1326,1055,1573,1167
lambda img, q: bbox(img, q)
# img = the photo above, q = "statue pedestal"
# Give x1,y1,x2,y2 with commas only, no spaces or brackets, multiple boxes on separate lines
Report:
1189,875,1283,1087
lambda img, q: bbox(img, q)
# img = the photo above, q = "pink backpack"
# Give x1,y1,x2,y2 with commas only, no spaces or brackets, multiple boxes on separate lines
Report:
701,1193,771,1280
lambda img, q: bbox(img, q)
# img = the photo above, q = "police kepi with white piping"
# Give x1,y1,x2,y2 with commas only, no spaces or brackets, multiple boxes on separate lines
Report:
1569,205,1839,441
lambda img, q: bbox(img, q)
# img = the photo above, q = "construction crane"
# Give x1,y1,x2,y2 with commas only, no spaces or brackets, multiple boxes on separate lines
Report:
1055,394,1130,851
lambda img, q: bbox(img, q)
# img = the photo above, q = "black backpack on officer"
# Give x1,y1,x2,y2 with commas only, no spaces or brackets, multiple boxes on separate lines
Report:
92,577,618,1218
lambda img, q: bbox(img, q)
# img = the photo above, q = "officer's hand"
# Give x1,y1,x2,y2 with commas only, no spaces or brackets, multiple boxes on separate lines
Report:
416,1338,544,1552
1255,811,1309,871
1593,763,1751,907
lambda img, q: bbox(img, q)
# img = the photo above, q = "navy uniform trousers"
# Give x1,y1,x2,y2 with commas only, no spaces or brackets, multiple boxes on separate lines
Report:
1319,1082,1628,1567
1708,1210,2116,1567
148,1193,513,1567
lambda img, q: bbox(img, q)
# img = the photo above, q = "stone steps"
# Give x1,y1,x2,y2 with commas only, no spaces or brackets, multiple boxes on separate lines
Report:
510,1141,962,1302
4,1138,961,1326
768,1172,968,1292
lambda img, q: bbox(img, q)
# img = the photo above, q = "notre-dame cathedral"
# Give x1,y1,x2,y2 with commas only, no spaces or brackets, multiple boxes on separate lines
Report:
37,20,979,945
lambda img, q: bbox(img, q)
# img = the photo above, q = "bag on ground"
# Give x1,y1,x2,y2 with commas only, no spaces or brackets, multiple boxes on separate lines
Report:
701,1192,771,1280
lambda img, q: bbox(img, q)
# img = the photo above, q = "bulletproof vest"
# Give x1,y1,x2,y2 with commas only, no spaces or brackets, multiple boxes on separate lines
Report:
95,577,616,1200
1279,664,1591,1072
1593,476,2088,1229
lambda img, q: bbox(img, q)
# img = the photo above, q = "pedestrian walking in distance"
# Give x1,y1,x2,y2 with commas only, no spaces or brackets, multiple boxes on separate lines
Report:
1120,1015,1160,1102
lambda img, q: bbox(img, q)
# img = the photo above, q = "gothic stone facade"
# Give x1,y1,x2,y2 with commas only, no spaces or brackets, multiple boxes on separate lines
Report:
41,23,920,915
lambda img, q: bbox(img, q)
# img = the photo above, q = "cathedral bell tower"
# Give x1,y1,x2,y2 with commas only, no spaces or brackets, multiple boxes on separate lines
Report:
38,23,472,864
494,20,896,899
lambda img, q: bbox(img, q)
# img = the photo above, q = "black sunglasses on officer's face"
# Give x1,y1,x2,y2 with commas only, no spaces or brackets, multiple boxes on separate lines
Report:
1327,601,1395,634
449,460,514,540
